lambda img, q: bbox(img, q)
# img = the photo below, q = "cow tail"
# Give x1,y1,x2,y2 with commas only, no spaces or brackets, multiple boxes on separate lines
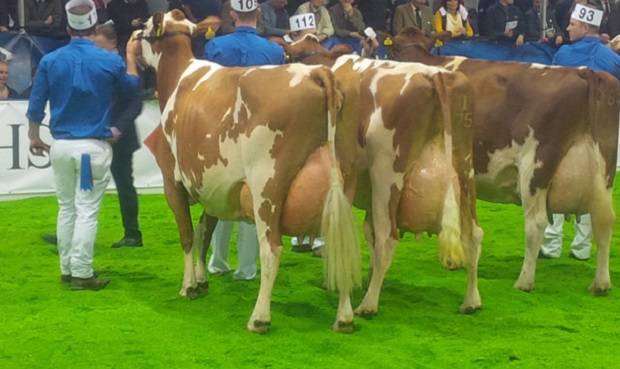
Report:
311,67,361,294
433,72,465,270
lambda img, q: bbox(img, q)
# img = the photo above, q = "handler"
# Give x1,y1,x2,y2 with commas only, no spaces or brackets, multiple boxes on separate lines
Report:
27,0,141,290
203,0,285,280
542,3,620,260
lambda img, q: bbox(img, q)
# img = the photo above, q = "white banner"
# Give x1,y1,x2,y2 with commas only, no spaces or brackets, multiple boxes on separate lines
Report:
0,100,164,200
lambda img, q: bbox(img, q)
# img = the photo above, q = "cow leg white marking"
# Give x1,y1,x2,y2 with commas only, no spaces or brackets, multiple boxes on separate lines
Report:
334,291,355,333
180,247,198,297
460,221,483,313
247,222,281,334
514,189,547,292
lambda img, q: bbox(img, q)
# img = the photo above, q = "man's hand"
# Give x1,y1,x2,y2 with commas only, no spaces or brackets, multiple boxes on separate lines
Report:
318,33,328,42
504,29,514,38
555,35,563,45
107,127,122,144
601,33,611,44
515,34,524,46
0,26,8,32
44,15,53,25
29,137,50,156
131,18,143,28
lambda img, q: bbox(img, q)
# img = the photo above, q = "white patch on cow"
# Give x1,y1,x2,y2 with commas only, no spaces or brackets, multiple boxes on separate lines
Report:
163,11,197,35
233,87,244,123
197,153,205,161
191,60,223,91
287,64,315,88
475,129,541,204
444,56,467,71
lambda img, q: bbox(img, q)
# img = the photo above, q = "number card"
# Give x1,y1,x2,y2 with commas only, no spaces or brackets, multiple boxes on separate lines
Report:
231,0,257,12
504,20,518,32
571,4,604,27
364,27,377,40
290,13,316,32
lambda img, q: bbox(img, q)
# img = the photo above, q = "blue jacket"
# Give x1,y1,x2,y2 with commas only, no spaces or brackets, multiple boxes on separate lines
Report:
552,36,620,80
203,26,285,67
27,38,140,140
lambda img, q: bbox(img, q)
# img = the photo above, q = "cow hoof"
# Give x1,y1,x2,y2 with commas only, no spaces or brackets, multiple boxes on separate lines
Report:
589,281,611,296
180,286,200,300
459,304,481,315
354,306,377,318
514,280,535,292
332,320,355,333
197,281,209,293
247,320,271,334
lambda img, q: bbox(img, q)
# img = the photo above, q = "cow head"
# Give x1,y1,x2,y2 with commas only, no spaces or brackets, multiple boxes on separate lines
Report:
390,27,437,59
133,10,221,71
283,33,352,66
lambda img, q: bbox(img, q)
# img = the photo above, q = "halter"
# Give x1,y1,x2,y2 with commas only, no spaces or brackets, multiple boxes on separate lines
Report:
136,30,192,43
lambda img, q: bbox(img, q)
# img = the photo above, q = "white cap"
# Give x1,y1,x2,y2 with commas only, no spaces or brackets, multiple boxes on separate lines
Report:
65,0,98,30
571,4,604,27
231,0,257,12
289,13,316,32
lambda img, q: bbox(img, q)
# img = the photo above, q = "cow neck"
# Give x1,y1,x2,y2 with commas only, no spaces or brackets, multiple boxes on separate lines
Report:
156,39,194,111
394,44,446,67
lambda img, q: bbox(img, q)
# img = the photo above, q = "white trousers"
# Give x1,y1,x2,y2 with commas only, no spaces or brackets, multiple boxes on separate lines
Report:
541,213,592,259
207,221,259,280
291,236,325,249
51,139,112,278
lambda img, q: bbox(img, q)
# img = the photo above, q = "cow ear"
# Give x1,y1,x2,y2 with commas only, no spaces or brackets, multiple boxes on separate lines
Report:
152,12,165,38
194,15,222,39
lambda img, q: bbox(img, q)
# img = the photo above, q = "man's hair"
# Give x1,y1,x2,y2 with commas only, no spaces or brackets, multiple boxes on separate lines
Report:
96,23,117,43
235,9,258,22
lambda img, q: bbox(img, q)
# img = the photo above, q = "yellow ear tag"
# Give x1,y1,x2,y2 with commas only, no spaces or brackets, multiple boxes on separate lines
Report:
155,25,164,38
205,26,215,40
383,37,393,46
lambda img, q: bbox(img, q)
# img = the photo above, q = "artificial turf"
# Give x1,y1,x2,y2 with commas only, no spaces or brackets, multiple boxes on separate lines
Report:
0,189,618,369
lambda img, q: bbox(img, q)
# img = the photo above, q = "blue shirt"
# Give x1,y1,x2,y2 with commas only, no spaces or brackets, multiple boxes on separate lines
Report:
27,38,140,140
203,26,285,67
552,36,620,80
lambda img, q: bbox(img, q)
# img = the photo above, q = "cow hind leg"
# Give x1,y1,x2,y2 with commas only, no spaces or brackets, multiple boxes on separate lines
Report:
589,185,614,295
460,221,483,314
514,191,548,292
194,212,218,293
163,181,199,299
247,224,282,334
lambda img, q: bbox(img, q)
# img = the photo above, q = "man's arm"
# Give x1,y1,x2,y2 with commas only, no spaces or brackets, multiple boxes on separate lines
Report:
261,5,288,36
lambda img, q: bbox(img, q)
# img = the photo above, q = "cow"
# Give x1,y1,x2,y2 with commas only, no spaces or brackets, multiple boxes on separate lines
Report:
134,10,363,333
329,55,483,316
390,27,620,294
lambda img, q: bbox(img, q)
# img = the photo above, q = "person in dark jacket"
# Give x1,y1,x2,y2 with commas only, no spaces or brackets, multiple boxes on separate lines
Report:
94,22,144,248
0,0,18,31
524,0,563,43
107,0,149,55
24,0,65,37
481,0,526,45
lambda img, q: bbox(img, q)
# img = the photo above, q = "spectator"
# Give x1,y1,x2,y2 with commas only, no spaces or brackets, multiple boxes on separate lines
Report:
358,0,388,32
481,0,526,46
261,0,290,38
203,0,284,281
107,0,149,55
24,0,65,37
296,0,334,41
0,60,19,99
524,0,563,43
541,3,620,260
329,0,366,40
600,0,620,38
393,0,434,35
94,22,144,249
93,0,109,23
27,0,140,290
434,0,474,39
0,0,18,31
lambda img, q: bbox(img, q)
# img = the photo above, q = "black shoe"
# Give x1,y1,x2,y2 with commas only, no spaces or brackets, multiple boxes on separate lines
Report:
71,276,110,290
61,274,71,284
42,234,58,245
111,237,143,248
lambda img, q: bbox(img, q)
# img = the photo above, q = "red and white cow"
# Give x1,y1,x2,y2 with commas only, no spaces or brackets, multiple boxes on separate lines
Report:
136,11,362,333
391,27,620,294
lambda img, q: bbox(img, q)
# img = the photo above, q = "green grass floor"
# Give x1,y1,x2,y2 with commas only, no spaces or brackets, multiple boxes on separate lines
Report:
1,187,619,369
